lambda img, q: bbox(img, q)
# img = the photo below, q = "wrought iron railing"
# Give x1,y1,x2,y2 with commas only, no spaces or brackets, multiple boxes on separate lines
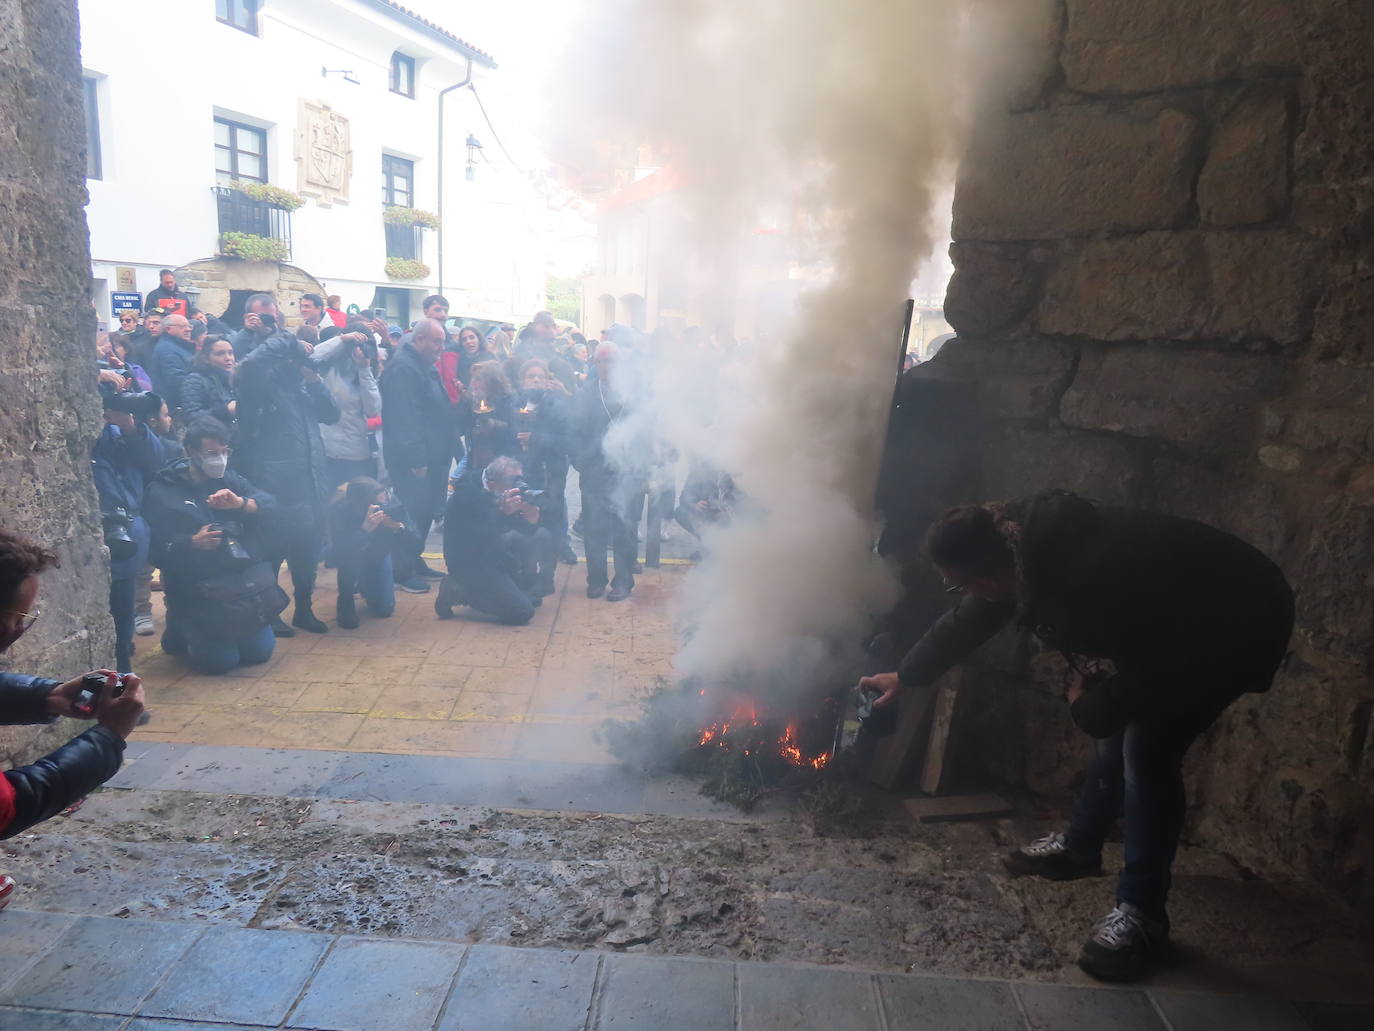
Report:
213,186,292,259
385,220,423,261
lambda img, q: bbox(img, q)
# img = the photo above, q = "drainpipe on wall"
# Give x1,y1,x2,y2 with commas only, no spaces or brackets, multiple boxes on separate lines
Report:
437,59,475,299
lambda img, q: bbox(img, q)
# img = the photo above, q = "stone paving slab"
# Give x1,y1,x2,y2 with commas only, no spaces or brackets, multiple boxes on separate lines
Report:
2,911,1369,1030
110,742,744,819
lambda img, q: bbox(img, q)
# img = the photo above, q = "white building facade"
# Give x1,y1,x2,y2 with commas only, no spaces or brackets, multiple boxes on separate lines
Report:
78,0,545,328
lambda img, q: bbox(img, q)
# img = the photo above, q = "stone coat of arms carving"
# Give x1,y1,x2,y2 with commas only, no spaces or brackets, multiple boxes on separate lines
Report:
295,99,353,206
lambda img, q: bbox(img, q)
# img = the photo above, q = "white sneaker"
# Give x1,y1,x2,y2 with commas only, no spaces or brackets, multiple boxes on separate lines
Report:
1078,903,1170,981
134,615,155,636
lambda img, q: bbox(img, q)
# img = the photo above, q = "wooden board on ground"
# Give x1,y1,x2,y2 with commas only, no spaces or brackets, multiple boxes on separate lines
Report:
904,793,1014,823
865,683,937,790
920,679,960,795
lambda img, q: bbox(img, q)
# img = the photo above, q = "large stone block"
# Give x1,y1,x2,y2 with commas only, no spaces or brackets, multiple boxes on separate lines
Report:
944,241,1045,338
953,105,1198,241
978,426,1148,506
1296,497,1374,668
1198,84,1292,226
1040,230,1316,344
1062,346,1285,453
1151,458,1289,559
1062,0,1299,94
1312,272,1374,364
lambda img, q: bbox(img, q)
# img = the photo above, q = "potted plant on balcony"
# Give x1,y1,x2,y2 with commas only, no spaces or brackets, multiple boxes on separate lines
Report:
383,205,441,229
230,181,306,211
219,231,290,263
385,257,431,281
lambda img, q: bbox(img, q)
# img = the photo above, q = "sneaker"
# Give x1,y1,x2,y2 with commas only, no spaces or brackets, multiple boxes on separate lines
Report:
415,562,446,580
1002,832,1102,881
134,615,155,636
396,576,431,594
1078,903,1170,982
0,874,16,910
269,615,296,639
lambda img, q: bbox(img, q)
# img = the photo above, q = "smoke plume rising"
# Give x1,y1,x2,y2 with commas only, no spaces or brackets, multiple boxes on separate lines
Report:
556,1,1051,705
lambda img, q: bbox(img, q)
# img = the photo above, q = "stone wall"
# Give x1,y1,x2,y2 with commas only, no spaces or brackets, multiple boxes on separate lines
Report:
0,0,117,763
177,258,325,330
889,0,1374,915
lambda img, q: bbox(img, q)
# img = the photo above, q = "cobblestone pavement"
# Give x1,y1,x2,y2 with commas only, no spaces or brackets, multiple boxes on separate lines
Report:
2,909,1369,1030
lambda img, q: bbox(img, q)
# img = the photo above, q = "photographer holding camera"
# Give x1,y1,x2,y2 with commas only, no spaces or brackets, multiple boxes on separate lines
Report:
92,379,173,675
435,456,555,625
0,527,146,841
315,320,382,486
144,419,284,674
328,477,422,629
234,303,340,636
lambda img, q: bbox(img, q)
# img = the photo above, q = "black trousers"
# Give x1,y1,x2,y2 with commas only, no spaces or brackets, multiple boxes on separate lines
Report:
391,464,448,572
439,527,554,626
266,508,324,607
582,484,641,591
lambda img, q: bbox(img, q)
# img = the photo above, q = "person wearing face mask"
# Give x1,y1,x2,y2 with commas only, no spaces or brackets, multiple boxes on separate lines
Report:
143,419,283,675
0,527,147,844
180,335,238,428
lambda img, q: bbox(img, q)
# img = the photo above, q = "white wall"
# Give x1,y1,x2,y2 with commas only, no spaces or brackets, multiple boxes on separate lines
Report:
78,0,548,325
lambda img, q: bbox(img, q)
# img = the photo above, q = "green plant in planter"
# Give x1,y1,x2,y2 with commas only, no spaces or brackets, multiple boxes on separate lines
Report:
383,205,441,230
219,232,289,263
385,257,431,281
229,180,305,211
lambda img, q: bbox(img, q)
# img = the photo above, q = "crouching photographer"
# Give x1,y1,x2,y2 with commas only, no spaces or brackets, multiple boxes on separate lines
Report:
435,456,555,626
0,528,146,840
143,419,285,675
328,478,422,629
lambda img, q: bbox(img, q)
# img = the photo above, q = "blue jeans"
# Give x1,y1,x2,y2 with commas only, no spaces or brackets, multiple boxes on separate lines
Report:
109,576,135,675
165,612,276,676
337,552,396,617
1064,682,1245,917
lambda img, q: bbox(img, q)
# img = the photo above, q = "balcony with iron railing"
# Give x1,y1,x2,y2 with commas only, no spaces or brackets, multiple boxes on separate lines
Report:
213,185,293,260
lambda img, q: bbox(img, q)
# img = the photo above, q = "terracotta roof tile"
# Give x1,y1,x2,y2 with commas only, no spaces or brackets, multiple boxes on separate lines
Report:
375,1,497,65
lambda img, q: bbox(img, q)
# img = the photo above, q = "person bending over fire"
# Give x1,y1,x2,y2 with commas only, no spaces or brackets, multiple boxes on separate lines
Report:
860,489,1293,982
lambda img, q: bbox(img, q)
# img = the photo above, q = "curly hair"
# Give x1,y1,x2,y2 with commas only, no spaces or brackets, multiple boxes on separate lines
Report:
470,360,513,402
923,504,1014,579
0,528,59,610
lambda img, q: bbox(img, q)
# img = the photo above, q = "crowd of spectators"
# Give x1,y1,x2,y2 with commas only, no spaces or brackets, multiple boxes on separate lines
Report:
90,279,735,681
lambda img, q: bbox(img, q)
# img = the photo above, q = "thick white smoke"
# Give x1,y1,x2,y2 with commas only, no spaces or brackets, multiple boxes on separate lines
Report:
557,0,1051,703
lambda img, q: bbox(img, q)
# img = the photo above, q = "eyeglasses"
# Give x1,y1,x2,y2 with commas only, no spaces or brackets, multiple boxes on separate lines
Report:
5,608,40,631
942,580,967,595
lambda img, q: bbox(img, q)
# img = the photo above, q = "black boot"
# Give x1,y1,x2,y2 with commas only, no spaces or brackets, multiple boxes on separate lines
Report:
336,595,359,630
269,614,296,638
292,597,328,634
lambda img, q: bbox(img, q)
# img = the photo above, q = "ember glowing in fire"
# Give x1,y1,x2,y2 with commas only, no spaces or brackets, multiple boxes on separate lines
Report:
696,701,830,769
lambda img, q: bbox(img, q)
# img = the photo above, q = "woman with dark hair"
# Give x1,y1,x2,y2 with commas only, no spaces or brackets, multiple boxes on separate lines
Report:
564,333,589,386
858,490,1295,982
438,326,484,402
460,360,520,475
327,477,422,629
180,335,237,428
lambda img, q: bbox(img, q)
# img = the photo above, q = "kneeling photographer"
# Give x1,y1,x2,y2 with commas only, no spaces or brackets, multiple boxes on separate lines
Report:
93,374,173,675
436,456,556,626
328,478,422,629
143,419,284,675
0,527,146,841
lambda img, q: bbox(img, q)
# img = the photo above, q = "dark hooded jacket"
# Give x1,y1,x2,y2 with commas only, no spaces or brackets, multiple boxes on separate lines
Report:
897,491,1295,738
0,674,124,839
150,335,196,412
143,457,277,622
233,332,340,508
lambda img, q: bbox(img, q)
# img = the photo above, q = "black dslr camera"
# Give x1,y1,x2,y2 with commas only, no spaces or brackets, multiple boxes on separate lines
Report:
514,480,545,504
103,390,164,420
102,508,137,562
206,520,252,563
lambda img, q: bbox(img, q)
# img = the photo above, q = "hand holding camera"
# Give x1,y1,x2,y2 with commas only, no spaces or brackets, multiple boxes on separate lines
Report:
206,489,245,511
191,524,223,550
498,488,526,515
47,669,119,719
362,505,387,532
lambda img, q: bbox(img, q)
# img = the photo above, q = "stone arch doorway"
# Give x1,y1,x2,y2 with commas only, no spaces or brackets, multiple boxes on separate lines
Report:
175,257,325,330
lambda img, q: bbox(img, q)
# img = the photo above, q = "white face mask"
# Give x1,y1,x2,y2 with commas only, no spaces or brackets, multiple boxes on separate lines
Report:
198,453,229,479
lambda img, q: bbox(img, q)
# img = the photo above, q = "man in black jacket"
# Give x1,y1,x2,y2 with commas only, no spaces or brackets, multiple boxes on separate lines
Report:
861,490,1294,982
0,527,146,842
234,322,340,634
144,269,189,317
379,317,456,581
435,456,554,625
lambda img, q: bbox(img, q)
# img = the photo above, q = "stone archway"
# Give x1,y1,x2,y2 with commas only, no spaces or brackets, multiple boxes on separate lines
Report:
176,257,325,329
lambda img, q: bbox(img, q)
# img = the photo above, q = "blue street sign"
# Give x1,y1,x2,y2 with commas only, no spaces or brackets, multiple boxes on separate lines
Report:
111,292,142,315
